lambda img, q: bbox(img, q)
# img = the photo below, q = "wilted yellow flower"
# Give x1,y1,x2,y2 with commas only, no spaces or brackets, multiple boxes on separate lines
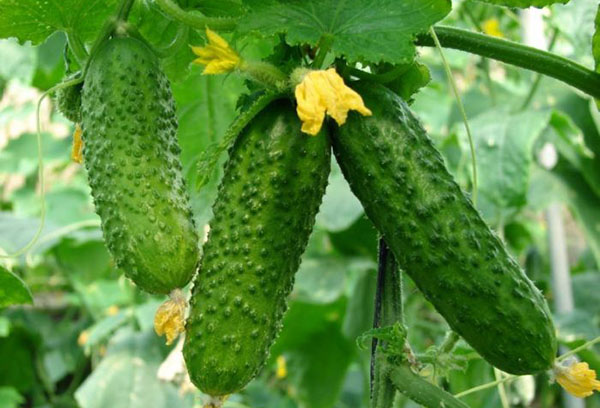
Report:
276,355,287,379
294,68,372,135
71,123,83,164
154,289,187,345
482,19,504,38
191,28,241,75
555,360,600,398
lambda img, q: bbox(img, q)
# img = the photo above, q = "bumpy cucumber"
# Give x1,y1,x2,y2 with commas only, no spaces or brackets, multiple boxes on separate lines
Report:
55,73,83,123
80,36,199,294
184,100,331,395
332,82,556,375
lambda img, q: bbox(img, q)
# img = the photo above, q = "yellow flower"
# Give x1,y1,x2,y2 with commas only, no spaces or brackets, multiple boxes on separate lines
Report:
276,355,287,379
482,19,504,38
71,123,83,164
191,28,241,75
294,68,372,136
105,305,119,316
77,330,89,346
154,289,187,345
555,360,600,398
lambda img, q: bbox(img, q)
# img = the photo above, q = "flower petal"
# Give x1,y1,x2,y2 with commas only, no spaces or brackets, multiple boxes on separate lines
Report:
190,28,240,74
294,68,371,135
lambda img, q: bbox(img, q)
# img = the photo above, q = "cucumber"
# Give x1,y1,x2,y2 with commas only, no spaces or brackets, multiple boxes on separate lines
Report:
331,82,556,375
184,100,331,395
80,36,199,295
55,73,83,123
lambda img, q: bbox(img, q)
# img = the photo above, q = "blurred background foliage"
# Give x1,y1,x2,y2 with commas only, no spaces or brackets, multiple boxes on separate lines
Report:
0,0,599,407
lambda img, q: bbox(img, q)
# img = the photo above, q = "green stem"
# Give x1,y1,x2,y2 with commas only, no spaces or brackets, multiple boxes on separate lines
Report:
429,27,478,206
455,375,516,398
155,24,189,58
116,0,136,22
386,363,469,408
416,26,600,99
439,331,460,355
519,28,559,111
312,33,334,69
154,0,237,32
241,60,289,90
557,335,600,362
65,30,88,66
371,239,402,408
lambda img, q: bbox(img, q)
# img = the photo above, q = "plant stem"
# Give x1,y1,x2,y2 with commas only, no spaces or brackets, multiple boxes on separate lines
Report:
312,34,334,69
65,30,88,66
386,363,469,408
439,331,460,354
371,239,402,408
416,26,600,99
557,335,600,362
154,0,237,32
455,375,516,398
116,0,136,22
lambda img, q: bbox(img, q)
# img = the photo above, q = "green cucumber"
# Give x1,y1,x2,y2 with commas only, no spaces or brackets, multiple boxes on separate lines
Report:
80,36,199,294
55,72,83,123
184,100,331,395
331,82,556,375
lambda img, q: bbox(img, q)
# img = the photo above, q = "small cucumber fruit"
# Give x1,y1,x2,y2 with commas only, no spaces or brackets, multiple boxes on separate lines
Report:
80,36,199,294
184,100,331,395
55,73,83,123
331,82,556,375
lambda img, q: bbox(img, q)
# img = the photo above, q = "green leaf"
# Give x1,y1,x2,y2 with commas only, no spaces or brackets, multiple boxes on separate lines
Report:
546,111,599,197
473,0,569,7
238,0,451,65
0,0,119,45
572,272,600,317
463,109,551,210
543,163,600,267
271,300,354,408
75,328,192,408
342,268,376,341
0,387,24,408
0,39,36,84
594,4,600,73
0,267,32,308
129,1,199,83
194,90,282,190
316,161,363,232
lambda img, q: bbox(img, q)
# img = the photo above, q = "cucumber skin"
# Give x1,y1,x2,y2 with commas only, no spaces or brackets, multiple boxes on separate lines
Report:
80,37,199,295
184,100,331,395
55,75,82,123
332,82,556,375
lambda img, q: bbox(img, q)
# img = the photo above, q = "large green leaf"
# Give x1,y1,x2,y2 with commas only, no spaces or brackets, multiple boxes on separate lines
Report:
474,0,568,7
238,0,452,65
271,300,354,408
75,328,191,408
0,267,32,308
462,109,551,210
0,0,119,45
